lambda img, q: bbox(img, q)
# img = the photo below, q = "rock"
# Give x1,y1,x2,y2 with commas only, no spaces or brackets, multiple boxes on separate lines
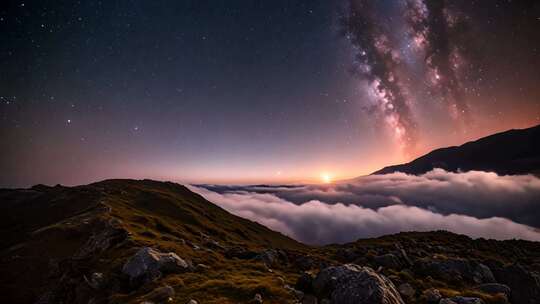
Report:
225,246,257,259
122,247,191,283
76,218,129,258
84,272,105,289
422,288,442,303
374,254,401,269
302,294,318,304
439,299,457,304
296,255,317,270
186,300,198,304
414,258,494,284
195,263,210,271
398,283,415,298
472,263,495,284
491,263,540,304
256,249,286,267
320,299,330,304
475,283,511,296
449,296,484,304
203,238,225,250
142,285,174,303
398,249,413,266
313,264,404,304
284,284,304,300
251,293,263,304
335,248,361,262
295,271,314,293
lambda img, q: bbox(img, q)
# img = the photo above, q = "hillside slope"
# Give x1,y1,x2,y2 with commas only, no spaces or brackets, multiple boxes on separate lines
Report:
1,179,540,304
373,124,540,176
0,179,305,304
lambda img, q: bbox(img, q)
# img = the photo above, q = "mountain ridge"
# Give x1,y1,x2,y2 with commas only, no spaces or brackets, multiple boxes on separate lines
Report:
373,124,540,176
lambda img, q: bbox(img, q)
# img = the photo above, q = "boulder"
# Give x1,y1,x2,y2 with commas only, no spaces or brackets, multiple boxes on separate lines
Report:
472,263,495,284
475,283,511,296
491,263,540,304
84,272,105,289
335,248,362,262
295,271,315,293
187,300,198,304
296,255,317,270
256,249,287,267
422,288,442,303
397,283,415,298
449,297,484,304
313,264,404,304
122,247,191,283
414,258,494,284
374,254,401,269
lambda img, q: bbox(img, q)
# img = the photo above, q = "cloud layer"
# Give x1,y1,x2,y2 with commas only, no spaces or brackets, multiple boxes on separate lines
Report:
191,169,540,245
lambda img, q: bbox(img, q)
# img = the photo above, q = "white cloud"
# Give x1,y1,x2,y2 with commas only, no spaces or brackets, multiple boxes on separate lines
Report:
189,170,540,245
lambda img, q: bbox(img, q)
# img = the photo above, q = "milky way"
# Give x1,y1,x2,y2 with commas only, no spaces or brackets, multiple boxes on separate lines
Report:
342,0,482,155
1,1,539,187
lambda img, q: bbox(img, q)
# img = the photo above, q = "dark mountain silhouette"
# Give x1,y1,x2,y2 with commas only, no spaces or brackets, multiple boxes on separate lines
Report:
374,124,540,176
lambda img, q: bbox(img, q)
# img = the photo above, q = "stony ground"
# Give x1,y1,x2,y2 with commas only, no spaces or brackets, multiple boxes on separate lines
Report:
1,179,539,304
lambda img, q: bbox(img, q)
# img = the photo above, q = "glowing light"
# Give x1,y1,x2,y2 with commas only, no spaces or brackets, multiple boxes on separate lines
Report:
321,173,332,184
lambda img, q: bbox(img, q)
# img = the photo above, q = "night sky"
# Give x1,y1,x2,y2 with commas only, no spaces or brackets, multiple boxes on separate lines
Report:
1,0,540,188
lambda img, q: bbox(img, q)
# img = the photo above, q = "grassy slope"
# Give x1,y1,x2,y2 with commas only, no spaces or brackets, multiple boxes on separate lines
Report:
1,179,539,303
0,179,306,304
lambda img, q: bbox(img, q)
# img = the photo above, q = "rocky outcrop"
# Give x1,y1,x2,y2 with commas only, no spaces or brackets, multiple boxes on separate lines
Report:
122,247,192,284
374,253,401,269
491,263,540,304
255,249,288,267
414,258,494,284
312,264,404,304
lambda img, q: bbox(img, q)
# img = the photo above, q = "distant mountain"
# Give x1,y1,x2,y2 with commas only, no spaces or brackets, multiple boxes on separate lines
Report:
1,179,540,303
374,124,540,176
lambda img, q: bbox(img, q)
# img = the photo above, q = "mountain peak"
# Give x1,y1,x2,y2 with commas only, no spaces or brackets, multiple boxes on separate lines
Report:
373,124,540,176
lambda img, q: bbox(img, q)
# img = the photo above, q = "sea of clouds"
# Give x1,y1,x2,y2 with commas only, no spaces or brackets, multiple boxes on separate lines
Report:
189,169,540,245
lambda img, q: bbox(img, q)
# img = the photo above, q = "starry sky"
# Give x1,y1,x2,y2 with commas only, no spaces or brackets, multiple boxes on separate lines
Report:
1,0,540,188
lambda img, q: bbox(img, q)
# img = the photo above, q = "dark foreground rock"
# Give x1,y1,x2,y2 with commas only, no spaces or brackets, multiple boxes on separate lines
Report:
491,263,540,304
312,264,404,304
414,258,495,284
122,247,192,284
